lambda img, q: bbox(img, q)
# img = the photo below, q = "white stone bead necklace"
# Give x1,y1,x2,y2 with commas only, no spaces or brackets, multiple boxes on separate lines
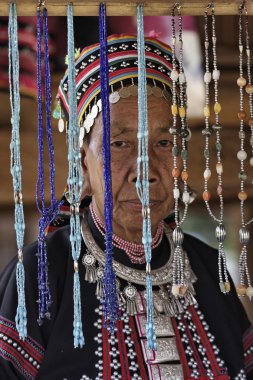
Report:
170,4,191,297
236,1,253,299
202,3,229,294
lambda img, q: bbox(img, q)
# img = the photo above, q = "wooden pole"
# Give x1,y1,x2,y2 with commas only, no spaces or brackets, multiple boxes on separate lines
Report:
0,0,253,16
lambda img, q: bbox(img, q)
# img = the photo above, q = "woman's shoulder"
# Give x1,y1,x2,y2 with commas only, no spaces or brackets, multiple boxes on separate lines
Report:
0,225,72,289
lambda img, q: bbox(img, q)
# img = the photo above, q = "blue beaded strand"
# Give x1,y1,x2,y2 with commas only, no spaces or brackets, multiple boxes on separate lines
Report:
36,6,62,325
136,4,157,350
99,3,119,334
67,4,84,348
8,3,27,340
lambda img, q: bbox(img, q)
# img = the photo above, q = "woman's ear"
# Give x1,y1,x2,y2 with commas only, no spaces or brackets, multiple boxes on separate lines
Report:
80,146,92,198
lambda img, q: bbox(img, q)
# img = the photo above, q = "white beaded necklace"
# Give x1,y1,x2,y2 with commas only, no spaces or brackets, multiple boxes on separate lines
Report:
236,1,253,299
202,3,230,294
170,3,191,298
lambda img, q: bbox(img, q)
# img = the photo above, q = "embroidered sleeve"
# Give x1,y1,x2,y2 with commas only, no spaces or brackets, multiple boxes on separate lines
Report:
0,316,45,380
243,324,253,376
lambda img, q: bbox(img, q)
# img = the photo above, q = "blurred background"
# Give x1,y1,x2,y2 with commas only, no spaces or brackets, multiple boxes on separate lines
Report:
0,15,253,321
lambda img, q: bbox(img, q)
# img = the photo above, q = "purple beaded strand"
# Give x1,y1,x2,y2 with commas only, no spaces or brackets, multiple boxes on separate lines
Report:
36,6,62,325
99,3,119,333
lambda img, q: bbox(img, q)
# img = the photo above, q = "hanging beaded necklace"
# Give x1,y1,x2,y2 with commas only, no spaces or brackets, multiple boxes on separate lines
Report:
202,3,230,294
36,1,62,325
89,203,164,264
8,3,27,340
236,0,253,299
170,4,191,298
99,3,120,334
136,4,156,350
66,4,85,348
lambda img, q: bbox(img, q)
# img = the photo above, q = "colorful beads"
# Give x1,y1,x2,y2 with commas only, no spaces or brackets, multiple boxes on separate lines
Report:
220,281,230,293
238,191,248,201
172,167,180,178
237,77,247,87
179,106,186,118
203,168,211,180
179,72,186,84
225,282,231,292
239,131,245,139
171,104,178,116
248,118,253,127
246,286,253,298
204,149,210,159
250,157,253,166
172,146,179,157
216,163,223,175
182,191,190,204
203,190,211,201
215,142,222,152
245,83,253,94
204,72,211,83
58,118,65,133
204,106,210,117
181,170,189,181
219,282,226,293
181,149,188,160
212,69,220,80
214,102,221,114
238,110,247,120
171,284,180,297
237,150,247,160
179,285,188,296
170,69,179,81
238,171,247,180
217,185,223,195
236,284,247,296
173,188,180,199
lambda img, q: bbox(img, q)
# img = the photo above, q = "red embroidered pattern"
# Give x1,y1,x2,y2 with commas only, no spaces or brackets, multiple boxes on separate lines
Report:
243,324,253,375
0,316,44,380
172,305,229,380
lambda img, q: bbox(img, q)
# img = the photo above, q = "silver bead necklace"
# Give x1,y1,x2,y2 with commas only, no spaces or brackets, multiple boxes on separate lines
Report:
237,1,253,298
170,3,191,297
202,3,230,294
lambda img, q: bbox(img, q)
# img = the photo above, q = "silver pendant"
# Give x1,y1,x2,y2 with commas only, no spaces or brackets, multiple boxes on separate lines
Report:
109,91,120,103
123,283,138,315
95,266,104,299
82,251,97,283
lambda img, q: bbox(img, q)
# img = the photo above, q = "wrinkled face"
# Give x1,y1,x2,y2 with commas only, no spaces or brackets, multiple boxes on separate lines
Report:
82,95,179,242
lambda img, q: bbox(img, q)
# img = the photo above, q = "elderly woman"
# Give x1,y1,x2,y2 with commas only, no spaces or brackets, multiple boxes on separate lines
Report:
0,34,252,380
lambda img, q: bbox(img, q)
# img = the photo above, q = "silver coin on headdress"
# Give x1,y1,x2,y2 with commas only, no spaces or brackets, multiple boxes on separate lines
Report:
109,91,120,104
119,86,130,98
129,84,138,96
152,86,163,98
83,113,94,133
97,99,102,112
90,104,99,119
79,126,85,141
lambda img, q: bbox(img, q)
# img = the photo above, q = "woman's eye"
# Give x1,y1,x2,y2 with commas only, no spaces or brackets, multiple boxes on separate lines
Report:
111,141,129,148
157,140,173,147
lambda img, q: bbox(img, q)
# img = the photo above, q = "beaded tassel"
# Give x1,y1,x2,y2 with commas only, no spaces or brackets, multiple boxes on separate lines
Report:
170,4,190,298
136,4,156,351
67,4,85,348
8,3,27,340
36,5,62,325
202,4,230,294
99,3,120,334
236,2,253,299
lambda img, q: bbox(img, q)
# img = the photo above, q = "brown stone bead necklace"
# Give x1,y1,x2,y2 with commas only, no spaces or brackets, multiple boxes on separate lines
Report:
202,3,230,294
236,1,253,299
